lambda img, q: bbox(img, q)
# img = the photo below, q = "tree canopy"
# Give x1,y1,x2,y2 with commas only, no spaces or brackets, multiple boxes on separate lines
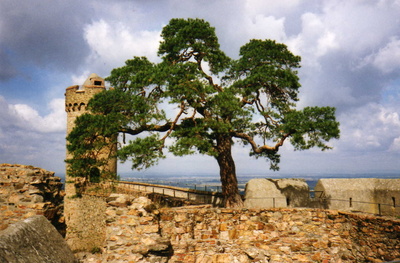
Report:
66,18,340,207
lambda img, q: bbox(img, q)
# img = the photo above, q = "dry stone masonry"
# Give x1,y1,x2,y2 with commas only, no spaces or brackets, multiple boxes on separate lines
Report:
79,193,400,263
0,163,64,232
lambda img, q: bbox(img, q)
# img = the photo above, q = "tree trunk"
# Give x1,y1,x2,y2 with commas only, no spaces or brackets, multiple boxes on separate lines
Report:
216,134,244,208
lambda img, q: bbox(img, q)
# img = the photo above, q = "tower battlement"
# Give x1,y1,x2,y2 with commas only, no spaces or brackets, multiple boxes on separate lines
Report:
65,73,105,113
65,73,106,133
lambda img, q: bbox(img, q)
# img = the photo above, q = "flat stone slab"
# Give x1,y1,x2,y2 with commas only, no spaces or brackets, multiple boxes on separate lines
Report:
0,215,76,263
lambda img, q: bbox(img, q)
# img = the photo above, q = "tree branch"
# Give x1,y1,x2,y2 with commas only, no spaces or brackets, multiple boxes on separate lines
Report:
195,54,223,92
119,123,173,135
231,131,291,153
160,101,186,144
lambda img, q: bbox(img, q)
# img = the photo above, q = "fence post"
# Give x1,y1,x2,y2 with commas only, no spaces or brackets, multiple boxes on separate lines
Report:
378,204,381,216
273,198,275,208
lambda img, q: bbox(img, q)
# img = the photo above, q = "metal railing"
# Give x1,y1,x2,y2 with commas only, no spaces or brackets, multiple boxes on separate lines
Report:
119,178,247,193
314,196,400,216
113,180,399,216
115,180,224,206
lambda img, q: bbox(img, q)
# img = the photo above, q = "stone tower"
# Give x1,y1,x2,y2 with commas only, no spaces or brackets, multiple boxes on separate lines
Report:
64,73,116,251
65,73,106,135
65,73,117,185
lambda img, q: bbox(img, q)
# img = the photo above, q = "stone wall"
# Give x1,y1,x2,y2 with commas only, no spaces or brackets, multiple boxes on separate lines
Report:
244,178,310,209
64,194,107,252
79,194,400,263
315,178,400,216
0,164,64,232
161,207,400,263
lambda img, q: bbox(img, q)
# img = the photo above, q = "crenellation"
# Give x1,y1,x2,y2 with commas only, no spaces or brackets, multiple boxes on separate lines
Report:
65,85,104,114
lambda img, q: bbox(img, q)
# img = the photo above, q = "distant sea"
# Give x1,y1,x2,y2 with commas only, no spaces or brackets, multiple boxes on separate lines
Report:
57,172,399,192
57,172,399,194
117,172,400,193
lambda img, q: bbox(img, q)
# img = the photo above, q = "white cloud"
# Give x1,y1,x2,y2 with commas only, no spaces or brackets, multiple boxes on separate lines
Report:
287,1,400,70
389,137,400,152
247,15,287,42
321,1,399,54
287,12,339,69
0,96,66,173
368,37,400,74
3,97,65,134
84,19,161,68
338,103,400,151
71,71,91,87
245,0,301,13
378,107,400,127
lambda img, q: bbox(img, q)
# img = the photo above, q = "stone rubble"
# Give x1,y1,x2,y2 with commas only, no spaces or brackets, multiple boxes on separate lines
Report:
2,163,397,262
0,164,64,233
78,194,400,263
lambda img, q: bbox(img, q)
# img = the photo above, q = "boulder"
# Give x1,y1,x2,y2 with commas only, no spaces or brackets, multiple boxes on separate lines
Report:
0,215,77,263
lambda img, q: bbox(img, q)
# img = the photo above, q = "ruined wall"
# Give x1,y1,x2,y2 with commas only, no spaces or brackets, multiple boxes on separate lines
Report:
0,164,64,232
79,194,400,263
374,179,400,216
244,178,310,209
315,178,400,216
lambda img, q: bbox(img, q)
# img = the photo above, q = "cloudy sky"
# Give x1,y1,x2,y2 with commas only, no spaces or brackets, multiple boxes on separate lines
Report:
1,0,400,178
